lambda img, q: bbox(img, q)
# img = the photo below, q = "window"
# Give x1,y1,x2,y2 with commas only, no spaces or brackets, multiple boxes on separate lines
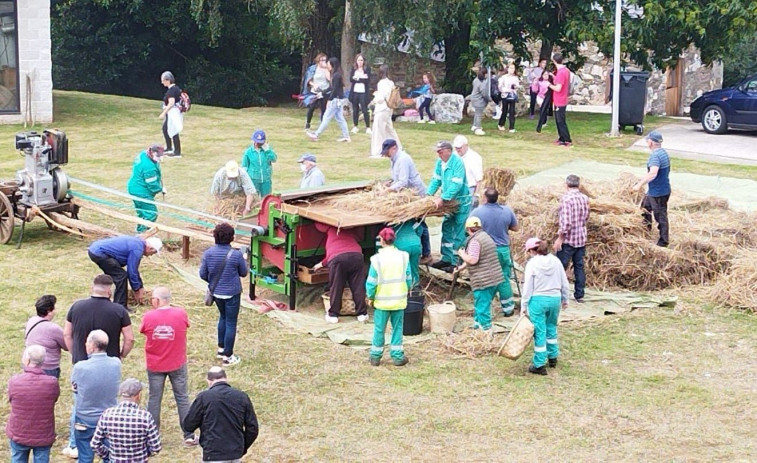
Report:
0,0,18,112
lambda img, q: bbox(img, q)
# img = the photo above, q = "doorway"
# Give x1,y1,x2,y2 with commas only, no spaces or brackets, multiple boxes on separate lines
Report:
665,59,684,116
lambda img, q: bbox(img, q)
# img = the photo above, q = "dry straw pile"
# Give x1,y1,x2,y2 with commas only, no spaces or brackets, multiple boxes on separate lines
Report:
507,173,757,302
481,167,517,200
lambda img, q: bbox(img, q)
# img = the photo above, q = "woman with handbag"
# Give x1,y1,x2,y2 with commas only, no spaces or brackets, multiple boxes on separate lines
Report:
497,63,521,133
304,53,331,130
200,223,249,366
307,57,351,142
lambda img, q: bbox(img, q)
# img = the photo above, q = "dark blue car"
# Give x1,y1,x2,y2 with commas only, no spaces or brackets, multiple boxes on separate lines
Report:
689,73,757,134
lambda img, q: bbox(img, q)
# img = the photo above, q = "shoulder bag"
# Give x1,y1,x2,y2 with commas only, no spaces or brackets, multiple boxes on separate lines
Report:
205,249,234,306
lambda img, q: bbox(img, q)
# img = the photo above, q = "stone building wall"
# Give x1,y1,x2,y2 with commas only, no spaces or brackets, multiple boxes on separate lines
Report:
359,42,446,93
0,0,53,124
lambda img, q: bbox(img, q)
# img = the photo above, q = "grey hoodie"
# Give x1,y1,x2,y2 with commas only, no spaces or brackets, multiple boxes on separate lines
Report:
521,254,570,310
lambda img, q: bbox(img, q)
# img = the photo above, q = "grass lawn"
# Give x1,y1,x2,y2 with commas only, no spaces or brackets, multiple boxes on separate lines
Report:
0,91,756,461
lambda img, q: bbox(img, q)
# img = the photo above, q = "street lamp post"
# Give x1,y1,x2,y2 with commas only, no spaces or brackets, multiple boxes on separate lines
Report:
610,0,622,136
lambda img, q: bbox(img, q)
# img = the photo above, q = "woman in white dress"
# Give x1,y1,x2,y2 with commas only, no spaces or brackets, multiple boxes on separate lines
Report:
370,65,402,158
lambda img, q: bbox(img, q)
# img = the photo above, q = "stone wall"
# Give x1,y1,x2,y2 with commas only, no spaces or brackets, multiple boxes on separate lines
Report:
359,42,446,94
0,0,53,124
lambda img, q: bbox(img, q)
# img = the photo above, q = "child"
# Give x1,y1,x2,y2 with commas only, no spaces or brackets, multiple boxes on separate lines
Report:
416,73,436,124
536,71,554,134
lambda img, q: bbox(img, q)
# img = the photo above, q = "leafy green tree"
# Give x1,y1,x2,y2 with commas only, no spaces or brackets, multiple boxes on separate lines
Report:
722,36,757,87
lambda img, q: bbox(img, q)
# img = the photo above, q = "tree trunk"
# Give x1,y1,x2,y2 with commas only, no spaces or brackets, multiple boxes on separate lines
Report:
340,0,354,89
443,17,472,94
302,0,339,88
539,39,553,62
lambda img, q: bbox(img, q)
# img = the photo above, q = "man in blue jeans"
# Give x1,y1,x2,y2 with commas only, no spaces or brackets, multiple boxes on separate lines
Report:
552,174,590,303
71,330,122,463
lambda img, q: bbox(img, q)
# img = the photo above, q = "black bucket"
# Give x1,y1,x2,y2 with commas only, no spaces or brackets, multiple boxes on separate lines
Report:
403,291,425,336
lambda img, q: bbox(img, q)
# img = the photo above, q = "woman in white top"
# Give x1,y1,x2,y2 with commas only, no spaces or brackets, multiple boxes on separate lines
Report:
497,63,521,133
369,65,402,158
305,53,331,130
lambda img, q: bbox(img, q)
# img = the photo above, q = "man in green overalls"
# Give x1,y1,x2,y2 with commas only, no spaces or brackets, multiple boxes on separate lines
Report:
241,130,277,196
392,220,423,289
127,144,165,233
426,140,470,272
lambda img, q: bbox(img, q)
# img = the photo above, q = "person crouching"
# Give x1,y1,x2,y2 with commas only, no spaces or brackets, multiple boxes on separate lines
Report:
521,237,570,375
366,228,412,367
456,217,503,331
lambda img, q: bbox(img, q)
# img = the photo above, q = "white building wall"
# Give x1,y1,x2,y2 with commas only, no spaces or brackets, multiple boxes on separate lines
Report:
0,0,53,124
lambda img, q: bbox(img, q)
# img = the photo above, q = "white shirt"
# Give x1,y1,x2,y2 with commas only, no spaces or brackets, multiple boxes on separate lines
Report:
460,148,483,188
373,78,394,112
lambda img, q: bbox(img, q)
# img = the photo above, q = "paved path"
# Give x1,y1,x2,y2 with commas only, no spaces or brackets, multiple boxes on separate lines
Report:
629,122,757,166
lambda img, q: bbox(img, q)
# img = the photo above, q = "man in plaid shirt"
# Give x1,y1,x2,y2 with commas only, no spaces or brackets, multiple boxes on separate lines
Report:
552,174,590,302
91,378,162,462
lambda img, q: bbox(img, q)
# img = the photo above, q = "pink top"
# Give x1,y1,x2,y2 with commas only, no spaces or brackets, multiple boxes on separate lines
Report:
537,80,550,98
140,306,189,373
552,67,571,106
314,222,362,266
24,317,67,371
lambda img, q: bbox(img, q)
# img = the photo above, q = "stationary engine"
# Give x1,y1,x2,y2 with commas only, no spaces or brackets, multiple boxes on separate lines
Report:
15,129,70,207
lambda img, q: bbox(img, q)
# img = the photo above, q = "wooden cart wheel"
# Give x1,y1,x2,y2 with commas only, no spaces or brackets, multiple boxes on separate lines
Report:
0,192,14,245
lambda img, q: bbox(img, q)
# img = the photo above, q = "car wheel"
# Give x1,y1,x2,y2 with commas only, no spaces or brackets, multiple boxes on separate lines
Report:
702,105,727,134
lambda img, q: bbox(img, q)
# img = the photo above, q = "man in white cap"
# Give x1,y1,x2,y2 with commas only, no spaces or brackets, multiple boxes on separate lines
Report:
298,154,326,189
210,160,257,215
87,235,163,309
91,378,162,462
453,135,483,209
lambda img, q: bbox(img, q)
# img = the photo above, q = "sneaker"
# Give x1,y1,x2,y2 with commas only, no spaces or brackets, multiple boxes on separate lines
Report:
430,260,450,270
216,347,225,359
471,125,476,132
474,129,486,136
528,364,548,375
554,140,563,145
498,125,505,131
419,256,433,265
365,127,372,134
336,137,351,142
548,358,558,368
222,354,241,366
351,126,359,134
393,357,409,367
324,314,339,324
562,142,573,147
357,314,369,323
370,357,381,367
417,118,426,124
306,131,318,141
574,298,585,304
428,120,436,125
509,129,516,133
165,151,182,158
163,149,174,155
502,310,514,317
184,435,199,447
62,446,78,459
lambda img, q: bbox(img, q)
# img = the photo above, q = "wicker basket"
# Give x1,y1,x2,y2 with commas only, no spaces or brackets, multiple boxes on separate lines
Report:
321,289,357,316
497,315,534,360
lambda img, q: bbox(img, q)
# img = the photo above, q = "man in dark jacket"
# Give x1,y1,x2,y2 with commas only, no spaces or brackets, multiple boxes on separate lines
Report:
6,345,60,462
184,366,259,462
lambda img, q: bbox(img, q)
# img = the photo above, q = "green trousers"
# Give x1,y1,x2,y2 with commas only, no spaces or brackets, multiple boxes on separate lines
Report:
472,286,497,330
371,309,405,361
496,246,515,314
528,295,561,367
133,197,157,233
440,210,468,265
395,240,421,288
252,179,272,197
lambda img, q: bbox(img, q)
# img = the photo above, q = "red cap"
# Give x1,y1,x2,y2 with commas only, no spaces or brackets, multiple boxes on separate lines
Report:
378,227,395,242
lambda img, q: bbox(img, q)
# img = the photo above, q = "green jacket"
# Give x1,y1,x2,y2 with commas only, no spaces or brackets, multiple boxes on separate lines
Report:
241,145,277,183
426,153,470,213
127,151,162,198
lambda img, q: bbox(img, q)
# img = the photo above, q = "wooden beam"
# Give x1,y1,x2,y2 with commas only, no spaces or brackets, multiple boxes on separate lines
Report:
182,236,190,260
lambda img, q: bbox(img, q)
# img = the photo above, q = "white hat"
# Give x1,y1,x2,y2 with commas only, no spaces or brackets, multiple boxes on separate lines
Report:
145,237,163,254
453,135,468,148
225,160,240,178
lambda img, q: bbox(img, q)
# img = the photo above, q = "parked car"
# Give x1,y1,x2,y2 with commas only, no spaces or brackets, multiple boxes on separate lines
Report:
690,73,757,134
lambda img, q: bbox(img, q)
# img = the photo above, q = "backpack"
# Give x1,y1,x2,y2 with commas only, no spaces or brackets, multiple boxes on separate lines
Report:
302,64,317,96
178,90,191,113
387,86,402,109
490,76,501,104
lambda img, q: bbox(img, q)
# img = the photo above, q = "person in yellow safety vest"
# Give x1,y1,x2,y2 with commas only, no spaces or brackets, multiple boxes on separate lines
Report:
366,228,412,367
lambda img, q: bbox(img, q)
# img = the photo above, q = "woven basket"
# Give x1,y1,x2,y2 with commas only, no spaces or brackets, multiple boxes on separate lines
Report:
497,315,534,360
322,289,357,316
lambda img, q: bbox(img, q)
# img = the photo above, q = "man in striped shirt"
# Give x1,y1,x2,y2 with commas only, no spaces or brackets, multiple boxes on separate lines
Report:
91,378,162,462
552,174,590,303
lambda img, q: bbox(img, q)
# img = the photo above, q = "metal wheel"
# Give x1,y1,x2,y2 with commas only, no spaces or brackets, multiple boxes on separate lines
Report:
702,105,727,134
0,192,14,244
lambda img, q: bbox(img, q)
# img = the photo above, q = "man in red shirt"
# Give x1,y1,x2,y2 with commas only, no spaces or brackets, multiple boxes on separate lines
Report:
548,52,573,146
139,286,197,447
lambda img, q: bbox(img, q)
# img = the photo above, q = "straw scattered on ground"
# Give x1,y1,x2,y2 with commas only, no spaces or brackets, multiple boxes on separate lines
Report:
708,249,757,311
438,328,503,359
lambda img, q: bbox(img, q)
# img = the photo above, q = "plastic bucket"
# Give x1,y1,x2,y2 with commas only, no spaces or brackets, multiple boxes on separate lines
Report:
427,301,456,333
403,291,425,336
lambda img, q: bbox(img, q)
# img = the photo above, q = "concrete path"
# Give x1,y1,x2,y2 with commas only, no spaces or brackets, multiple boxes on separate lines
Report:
628,122,757,166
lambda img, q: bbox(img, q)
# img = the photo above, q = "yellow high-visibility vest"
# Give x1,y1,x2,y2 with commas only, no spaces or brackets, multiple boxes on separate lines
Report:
371,246,409,311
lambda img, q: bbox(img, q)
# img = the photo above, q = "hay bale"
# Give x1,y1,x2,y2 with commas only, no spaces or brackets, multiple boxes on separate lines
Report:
708,250,757,311
481,167,517,201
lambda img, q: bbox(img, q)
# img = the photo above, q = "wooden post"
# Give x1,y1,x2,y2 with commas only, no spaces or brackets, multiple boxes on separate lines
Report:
182,236,190,260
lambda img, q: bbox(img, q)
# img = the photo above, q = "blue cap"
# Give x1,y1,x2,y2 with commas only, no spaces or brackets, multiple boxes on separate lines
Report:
380,139,398,155
298,153,316,163
646,130,663,143
251,130,266,143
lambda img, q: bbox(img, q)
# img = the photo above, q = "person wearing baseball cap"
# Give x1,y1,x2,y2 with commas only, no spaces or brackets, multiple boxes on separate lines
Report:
241,130,277,196
127,144,166,233
455,216,504,331
91,378,162,461
298,154,326,189
366,227,412,366
427,140,472,272
633,130,671,247
210,160,257,216
521,237,569,375
453,135,484,209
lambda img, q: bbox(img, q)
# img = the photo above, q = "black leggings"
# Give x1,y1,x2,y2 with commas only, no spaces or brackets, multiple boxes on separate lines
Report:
418,97,433,120
306,98,327,128
351,92,371,127
162,118,181,154
498,100,516,129
529,89,538,116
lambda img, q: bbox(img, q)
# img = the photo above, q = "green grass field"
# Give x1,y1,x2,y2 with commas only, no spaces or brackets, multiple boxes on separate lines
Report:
0,91,756,461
